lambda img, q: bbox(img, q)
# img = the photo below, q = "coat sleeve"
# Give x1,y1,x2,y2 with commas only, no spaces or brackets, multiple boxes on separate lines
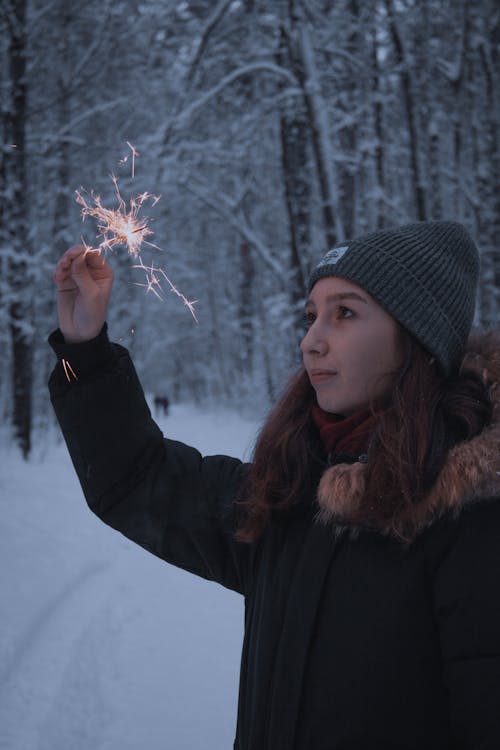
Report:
48,326,254,596
432,498,500,748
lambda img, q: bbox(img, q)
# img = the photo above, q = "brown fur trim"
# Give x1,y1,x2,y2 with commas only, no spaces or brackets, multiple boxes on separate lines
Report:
315,462,366,525
315,329,500,542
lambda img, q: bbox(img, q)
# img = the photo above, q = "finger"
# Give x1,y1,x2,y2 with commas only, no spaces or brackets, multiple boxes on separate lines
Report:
58,248,83,272
83,250,114,283
83,248,107,269
53,264,77,291
53,263,70,284
69,252,96,292
63,244,87,260
54,257,74,282
54,245,86,277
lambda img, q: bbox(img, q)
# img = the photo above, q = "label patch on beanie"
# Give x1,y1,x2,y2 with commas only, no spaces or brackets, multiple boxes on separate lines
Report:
318,245,349,266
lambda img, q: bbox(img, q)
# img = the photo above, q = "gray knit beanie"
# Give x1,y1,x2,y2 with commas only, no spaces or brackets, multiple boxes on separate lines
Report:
308,221,480,377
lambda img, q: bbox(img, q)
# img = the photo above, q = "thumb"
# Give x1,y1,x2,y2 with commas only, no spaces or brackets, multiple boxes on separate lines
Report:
70,252,96,293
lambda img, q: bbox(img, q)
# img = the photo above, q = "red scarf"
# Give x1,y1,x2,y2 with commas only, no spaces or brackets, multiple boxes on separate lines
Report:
311,404,378,458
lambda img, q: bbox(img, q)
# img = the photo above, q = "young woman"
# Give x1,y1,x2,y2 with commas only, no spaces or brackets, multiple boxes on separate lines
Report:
50,221,500,749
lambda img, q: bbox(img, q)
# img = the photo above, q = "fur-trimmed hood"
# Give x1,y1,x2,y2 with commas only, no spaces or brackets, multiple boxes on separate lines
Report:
315,329,500,544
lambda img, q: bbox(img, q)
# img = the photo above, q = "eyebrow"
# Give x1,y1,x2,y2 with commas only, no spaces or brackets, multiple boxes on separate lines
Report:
305,292,368,309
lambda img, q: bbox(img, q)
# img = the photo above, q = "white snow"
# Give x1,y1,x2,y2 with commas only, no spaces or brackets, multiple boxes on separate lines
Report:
0,402,261,750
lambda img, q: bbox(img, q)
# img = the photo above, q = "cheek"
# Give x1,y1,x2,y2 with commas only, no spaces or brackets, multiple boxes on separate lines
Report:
344,326,398,379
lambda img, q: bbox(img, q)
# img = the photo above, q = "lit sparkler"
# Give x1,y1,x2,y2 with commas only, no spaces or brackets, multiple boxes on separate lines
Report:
75,177,159,258
75,143,197,321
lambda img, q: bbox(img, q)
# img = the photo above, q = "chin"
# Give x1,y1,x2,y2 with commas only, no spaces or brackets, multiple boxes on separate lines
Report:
317,394,363,416
317,398,344,415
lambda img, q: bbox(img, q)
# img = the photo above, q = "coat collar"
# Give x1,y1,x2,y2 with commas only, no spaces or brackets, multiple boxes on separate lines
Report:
315,329,500,544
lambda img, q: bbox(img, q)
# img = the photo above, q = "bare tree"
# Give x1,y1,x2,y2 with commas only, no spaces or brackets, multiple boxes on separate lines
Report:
2,0,32,457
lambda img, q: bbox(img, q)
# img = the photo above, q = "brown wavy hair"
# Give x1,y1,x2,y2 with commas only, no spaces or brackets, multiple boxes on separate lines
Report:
234,327,493,543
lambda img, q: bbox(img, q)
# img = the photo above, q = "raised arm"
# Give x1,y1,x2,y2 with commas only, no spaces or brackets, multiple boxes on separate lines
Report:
49,248,255,595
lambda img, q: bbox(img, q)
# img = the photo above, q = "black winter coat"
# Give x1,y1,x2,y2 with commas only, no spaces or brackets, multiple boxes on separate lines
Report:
48,326,500,750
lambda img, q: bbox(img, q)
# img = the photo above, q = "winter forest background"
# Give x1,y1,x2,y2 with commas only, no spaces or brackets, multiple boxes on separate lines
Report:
1,0,499,458
1,2,499,748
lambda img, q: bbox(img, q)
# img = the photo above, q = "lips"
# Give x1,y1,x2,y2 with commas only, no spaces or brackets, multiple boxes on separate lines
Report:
309,369,338,385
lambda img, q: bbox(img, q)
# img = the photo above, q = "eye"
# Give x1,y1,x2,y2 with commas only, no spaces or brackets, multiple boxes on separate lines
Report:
304,311,316,328
338,306,354,319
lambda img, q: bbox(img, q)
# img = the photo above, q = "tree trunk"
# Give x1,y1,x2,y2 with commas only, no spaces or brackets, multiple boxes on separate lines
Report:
476,15,500,326
239,242,254,371
277,23,310,324
371,23,385,229
385,0,427,221
295,17,343,247
4,0,32,458
337,0,359,239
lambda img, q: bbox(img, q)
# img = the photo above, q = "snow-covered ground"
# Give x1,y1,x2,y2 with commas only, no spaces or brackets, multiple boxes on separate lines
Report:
0,403,261,750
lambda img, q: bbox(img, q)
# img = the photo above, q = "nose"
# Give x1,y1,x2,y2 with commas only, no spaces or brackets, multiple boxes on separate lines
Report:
300,320,328,356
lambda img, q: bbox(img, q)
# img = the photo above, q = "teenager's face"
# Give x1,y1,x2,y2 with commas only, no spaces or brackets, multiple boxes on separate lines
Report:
300,276,403,416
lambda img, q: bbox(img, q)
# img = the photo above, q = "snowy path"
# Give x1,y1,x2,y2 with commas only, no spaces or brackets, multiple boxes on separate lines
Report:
0,403,261,750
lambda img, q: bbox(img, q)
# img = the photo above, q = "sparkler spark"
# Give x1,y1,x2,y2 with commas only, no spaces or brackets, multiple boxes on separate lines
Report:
75,144,197,321
62,358,78,383
132,257,198,322
75,176,159,258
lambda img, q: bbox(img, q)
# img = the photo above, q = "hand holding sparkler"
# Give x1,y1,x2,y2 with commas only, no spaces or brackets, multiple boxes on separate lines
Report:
52,245,114,344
